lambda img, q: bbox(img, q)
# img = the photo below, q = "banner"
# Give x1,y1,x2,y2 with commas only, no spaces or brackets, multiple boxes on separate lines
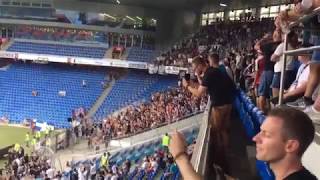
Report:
164,66,189,75
0,51,18,59
0,51,190,75
128,62,148,69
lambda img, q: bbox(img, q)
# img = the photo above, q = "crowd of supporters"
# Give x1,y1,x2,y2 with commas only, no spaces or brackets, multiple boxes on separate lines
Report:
153,8,320,120
168,0,320,180
65,147,187,180
154,19,274,68
15,26,106,43
0,146,61,179
1,0,320,179
63,85,207,152
70,87,207,150
100,88,207,139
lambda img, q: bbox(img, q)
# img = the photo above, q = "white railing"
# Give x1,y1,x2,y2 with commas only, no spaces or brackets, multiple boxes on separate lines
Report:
278,7,320,105
191,98,211,175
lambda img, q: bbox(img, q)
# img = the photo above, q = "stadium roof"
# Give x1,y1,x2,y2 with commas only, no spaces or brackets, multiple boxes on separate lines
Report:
79,0,206,10
78,0,285,10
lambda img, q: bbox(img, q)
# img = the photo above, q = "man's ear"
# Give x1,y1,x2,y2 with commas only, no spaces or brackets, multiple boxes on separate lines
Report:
285,139,300,154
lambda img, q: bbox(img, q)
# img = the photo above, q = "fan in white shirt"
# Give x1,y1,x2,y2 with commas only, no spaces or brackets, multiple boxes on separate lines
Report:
283,54,311,102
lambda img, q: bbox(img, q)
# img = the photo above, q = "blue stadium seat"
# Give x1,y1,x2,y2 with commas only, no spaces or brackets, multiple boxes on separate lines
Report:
94,71,178,120
7,41,107,58
127,47,157,62
0,62,106,127
234,89,274,180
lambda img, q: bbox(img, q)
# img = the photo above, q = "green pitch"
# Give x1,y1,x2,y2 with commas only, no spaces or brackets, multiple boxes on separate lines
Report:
0,125,31,169
0,125,59,168
0,125,31,168
0,125,31,149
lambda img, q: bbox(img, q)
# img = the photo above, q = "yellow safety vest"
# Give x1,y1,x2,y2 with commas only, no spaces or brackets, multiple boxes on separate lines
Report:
36,131,41,139
25,134,30,142
31,138,37,146
162,135,170,147
100,156,107,167
45,128,49,135
14,143,20,152
100,154,109,167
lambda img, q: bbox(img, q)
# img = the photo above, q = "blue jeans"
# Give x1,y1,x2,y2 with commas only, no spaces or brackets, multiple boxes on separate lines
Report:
258,70,274,98
311,35,320,63
271,71,296,89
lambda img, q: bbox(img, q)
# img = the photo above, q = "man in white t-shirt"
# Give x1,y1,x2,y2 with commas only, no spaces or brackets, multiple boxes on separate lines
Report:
284,51,311,103
271,49,311,104
46,167,55,179
271,31,299,98
150,158,158,172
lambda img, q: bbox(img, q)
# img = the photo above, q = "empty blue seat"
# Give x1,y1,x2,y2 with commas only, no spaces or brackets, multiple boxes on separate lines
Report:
0,62,107,127
7,41,107,59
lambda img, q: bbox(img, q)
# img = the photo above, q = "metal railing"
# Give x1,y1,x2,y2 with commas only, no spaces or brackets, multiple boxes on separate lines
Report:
278,7,320,105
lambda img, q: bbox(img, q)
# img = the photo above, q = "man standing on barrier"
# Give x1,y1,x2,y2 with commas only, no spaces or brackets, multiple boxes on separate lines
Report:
182,55,236,171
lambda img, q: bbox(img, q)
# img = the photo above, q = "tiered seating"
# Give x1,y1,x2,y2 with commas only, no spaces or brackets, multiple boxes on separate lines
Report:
127,47,156,62
69,127,199,180
7,41,107,58
94,71,178,120
234,90,274,180
111,128,198,166
0,63,107,128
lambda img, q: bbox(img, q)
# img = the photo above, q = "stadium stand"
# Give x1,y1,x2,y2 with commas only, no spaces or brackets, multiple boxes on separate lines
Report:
14,26,107,43
7,41,108,58
94,71,178,121
1,1,320,179
66,127,199,180
127,47,157,62
0,62,107,128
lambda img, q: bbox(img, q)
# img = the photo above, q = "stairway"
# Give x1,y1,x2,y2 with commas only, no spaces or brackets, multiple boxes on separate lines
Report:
85,78,115,119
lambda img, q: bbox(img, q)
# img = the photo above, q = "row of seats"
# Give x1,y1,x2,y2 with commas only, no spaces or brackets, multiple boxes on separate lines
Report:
234,90,274,180
0,62,107,128
7,41,107,58
127,47,157,62
15,31,107,43
94,71,178,120
69,127,199,180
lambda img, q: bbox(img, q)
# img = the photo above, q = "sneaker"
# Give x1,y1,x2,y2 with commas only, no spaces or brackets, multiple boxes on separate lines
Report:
286,97,314,109
303,106,320,125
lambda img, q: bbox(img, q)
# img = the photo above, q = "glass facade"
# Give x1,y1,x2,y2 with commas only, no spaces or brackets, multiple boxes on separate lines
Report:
201,3,295,25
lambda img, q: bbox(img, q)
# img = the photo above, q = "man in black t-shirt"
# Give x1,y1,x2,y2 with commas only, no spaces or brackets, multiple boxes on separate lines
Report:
182,56,235,171
253,107,317,180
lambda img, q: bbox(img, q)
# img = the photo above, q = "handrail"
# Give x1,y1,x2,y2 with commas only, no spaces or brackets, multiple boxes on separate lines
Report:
191,97,211,174
284,45,320,55
278,7,320,105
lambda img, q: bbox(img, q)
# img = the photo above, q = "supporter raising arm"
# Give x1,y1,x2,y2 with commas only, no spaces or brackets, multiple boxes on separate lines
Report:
169,131,202,180
182,56,235,172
